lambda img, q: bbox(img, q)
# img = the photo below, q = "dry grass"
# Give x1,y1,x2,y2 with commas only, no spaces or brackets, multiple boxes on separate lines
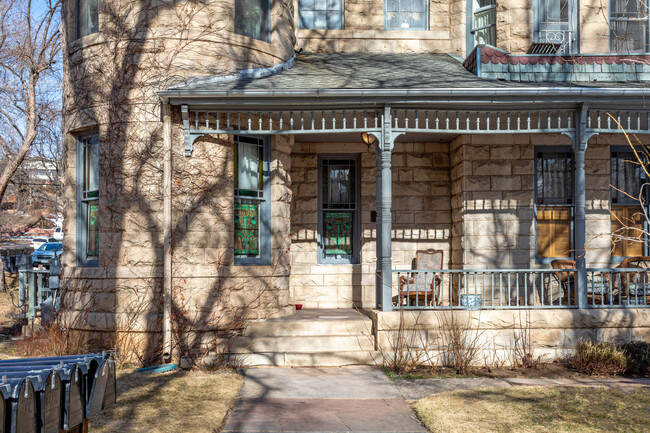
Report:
89,369,243,433
414,386,650,433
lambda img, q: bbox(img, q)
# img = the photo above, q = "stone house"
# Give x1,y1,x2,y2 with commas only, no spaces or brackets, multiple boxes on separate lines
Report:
62,0,650,365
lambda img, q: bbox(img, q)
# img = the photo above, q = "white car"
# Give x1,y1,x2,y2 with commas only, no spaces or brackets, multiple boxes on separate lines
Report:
30,237,56,251
53,225,63,241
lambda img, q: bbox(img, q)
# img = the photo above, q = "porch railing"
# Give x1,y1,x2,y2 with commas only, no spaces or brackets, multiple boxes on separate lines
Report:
392,269,577,309
586,268,649,308
392,268,650,309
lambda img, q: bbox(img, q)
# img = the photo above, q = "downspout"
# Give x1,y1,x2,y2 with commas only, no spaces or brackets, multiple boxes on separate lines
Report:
162,101,173,361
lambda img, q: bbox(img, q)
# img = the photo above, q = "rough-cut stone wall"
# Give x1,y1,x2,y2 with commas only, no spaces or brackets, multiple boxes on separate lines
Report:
580,0,610,53
289,141,452,308
373,309,650,365
61,0,296,354
495,0,533,55
294,0,455,54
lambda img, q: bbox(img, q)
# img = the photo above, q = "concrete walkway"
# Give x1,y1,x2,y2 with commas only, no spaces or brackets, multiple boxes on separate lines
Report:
223,367,650,433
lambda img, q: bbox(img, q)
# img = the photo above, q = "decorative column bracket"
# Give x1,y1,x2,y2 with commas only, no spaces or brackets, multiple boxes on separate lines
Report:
181,104,205,157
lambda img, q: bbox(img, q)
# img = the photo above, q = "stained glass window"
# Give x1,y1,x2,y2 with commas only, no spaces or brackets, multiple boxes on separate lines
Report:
78,134,99,266
320,158,358,263
234,136,268,262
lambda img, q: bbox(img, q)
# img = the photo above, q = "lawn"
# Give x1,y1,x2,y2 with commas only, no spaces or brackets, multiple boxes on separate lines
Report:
89,369,243,433
413,386,650,433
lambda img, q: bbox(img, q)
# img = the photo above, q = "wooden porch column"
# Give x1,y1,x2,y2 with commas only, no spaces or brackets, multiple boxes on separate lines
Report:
574,104,593,310
375,107,402,312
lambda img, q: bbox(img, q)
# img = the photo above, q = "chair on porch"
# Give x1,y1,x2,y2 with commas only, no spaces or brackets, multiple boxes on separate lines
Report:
616,256,650,305
399,249,443,306
550,259,612,306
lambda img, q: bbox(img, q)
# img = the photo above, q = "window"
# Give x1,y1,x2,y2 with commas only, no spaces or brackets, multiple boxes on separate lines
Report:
235,0,271,43
234,136,271,265
385,0,428,30
611,150,646,257
533,0,577,54
299,0,344,29
76,0,98,39
318,157,359,264
470,0,496,46
77,134,99,266
610,0,649,53
535,150,573,260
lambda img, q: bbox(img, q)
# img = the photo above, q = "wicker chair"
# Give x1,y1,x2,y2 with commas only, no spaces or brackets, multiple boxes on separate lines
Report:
399,249,443,306
616,256,650,305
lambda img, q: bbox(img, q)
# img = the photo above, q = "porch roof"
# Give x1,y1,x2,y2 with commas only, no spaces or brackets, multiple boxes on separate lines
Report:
168,52,647,92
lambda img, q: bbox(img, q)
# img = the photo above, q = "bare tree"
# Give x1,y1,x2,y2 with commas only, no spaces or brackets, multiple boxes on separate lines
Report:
0,0,62,208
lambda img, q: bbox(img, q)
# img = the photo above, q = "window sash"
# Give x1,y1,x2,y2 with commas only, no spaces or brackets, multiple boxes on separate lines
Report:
536,206,573,258
610,0,649,52
76,0,98,39
385,0,428,30
77,133,99,266
235,0,271,43
611,205,646,257
611,151,644,205
299,0,344,29
471,1,496,45
535,151,573,205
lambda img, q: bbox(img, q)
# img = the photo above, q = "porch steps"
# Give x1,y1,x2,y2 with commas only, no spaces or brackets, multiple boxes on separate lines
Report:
229,309,382,367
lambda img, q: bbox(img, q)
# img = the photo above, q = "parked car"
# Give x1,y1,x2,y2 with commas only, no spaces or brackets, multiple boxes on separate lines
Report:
30,237,56,251
53,225,63,241
31,242,63,268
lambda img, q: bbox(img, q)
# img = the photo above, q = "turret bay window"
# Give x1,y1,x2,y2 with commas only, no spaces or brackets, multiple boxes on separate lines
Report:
611,150,647,257
76,0,98,39
77,133,99,266
385,0,428,30
235,0,271,43
470,0,496,46
318,157,359,264
535,149,574,261
234,136,271,265
299,0,344,29
533,0,577,54
610,0,649,53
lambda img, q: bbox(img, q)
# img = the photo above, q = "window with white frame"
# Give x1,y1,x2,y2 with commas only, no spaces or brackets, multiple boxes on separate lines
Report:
299,0,344,29
77,134,99,266
76,0,98,39
535,149,574,260
235,0,271,43
611,150,647,257
385,0,428,30
610,0,649,53
534,0,577,54
470,0,496,46
234,135,271,265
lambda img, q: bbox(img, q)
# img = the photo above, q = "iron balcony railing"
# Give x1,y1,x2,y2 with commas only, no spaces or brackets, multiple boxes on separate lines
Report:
392,268,577,309
586,268,650,308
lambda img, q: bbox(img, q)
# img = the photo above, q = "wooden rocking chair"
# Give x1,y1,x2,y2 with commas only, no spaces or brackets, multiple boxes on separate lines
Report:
399,249,443,306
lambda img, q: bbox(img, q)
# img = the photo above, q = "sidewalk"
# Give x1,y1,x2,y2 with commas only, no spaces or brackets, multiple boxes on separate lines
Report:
223,367,650,433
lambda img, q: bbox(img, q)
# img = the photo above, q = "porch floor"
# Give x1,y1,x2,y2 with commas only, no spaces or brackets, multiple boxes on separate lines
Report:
265,308,372,322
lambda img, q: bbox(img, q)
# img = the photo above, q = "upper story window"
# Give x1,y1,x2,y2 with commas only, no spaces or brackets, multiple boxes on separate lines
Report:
533,0,577,54
299,0,344,29
535,149,574,261
77,133,99,267
385,0,428,30
234,135,271,265
76,0,98,39
611,150,646,257
470,0,496,46
610,0,649,53
235,0,271,43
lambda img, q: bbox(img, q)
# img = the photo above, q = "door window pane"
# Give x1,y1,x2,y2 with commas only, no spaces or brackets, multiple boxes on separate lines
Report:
235,0,271,42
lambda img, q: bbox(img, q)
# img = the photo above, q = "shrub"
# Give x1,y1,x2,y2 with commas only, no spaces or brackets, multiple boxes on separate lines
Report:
619,341,650,376
570,341,627,376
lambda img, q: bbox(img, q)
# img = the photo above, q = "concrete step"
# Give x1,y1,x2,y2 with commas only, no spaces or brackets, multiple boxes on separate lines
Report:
231,350,384,367
244,319,373,337
232,334,375,353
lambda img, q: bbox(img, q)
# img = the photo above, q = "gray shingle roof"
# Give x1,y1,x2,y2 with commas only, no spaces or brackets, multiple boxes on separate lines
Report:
171,52,648,92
